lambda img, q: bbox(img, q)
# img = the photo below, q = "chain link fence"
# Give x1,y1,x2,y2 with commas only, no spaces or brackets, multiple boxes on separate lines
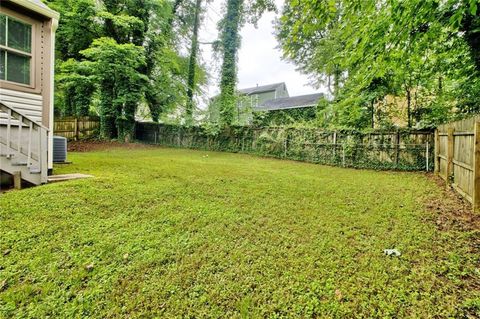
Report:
136,123,434,171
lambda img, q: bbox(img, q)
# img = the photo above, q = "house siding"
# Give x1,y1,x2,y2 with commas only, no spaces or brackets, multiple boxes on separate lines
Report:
276,84,289,98
0,88,44,124
0,6,51,127
0,1,58,170
254,86,289,105
256,91,276,105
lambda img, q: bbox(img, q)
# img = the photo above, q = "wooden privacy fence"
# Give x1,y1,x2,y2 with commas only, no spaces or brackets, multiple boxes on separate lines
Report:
54,117,100,140
435,116,480,212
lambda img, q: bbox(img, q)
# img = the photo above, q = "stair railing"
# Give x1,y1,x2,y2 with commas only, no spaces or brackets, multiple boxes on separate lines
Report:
0,102,49,183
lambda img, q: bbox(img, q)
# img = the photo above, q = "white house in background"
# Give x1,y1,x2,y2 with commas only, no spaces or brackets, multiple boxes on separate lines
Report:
0,0,59,186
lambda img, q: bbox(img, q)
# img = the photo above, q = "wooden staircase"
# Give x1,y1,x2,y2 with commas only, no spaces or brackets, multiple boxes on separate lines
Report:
0,102,48,186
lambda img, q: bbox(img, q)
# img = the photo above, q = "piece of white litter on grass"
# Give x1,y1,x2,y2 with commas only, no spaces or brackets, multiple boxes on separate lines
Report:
384,249,401,257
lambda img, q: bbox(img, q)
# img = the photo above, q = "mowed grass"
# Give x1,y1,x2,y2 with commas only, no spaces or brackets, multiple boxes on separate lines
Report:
1,146,479,318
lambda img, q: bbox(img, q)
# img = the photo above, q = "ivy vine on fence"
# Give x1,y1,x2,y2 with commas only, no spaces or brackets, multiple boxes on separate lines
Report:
136,123,434,171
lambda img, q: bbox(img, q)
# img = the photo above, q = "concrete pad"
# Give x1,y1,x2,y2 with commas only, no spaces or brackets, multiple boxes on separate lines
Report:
48,173,93,183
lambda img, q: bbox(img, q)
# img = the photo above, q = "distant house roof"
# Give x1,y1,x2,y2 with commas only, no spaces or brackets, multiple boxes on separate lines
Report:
239,82,286,95
255,93,324,111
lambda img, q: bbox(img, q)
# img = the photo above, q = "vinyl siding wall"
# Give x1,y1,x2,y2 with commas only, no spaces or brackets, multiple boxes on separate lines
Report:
0,88,43,124
256,91,276,105
1,2,57,170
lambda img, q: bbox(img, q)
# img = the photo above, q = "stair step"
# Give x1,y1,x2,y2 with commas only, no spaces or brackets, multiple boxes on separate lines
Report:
29,167,41,174
12,162,28,166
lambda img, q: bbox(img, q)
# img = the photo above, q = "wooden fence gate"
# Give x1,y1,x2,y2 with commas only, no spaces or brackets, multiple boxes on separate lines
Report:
435,116,480,212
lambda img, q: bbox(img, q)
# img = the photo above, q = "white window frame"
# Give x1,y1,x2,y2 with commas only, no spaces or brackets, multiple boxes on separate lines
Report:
0,7,39,92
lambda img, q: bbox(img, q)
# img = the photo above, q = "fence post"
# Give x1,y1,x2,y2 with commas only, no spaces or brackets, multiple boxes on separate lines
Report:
13,171,21,190
161,125,163,143
446,128,455,184
426,142,429,172
74,117,79,141
342,144,346,167
473,122,480,213
434,129,440,174
394,130,400,166
333,131,337,162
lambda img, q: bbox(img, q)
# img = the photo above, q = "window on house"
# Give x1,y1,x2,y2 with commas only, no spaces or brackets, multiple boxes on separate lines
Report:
0,13,32,85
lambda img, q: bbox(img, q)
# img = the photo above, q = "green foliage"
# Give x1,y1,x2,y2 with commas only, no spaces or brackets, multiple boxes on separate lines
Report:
185,0,203,126
137,123,434,171
205,95,222,125
205,93,254,127
230,94,254,125
49,0,208,138
218,0,244,126
56,59,96,117
2,146,478,317
277,0,480,129
98,10,145,43
48,0,98,118
254,107,317,126
47,0,98,60
216,0,275,126
81,38,147,140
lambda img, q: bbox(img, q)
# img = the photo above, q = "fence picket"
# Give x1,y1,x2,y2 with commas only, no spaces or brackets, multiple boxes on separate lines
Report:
54,117,100,140
474,122,480,212
436,116,480,213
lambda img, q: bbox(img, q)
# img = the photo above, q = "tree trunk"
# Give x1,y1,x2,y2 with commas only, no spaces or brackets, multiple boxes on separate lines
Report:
371,100,375,129
64,86,76,117
406,89,412,128
167,0,183,34
461,12,480,71
186,0,202,125
333,65,341,99
219,0,243,126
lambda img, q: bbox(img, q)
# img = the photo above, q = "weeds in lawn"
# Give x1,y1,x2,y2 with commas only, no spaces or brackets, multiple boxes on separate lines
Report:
1,146,479,317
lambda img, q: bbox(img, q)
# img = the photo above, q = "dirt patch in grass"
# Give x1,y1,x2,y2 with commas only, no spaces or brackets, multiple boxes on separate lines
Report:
424,174,480,300
425,174,480,232
68,140,153,152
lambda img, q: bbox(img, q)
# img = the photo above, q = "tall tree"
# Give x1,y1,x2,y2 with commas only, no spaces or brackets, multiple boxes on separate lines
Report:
46,0,98,117
50,0,207,136
218,0,244,126
81,38,147,140
47,0,98,60
277,0,480,129
216,0,275,126
185,0,203,125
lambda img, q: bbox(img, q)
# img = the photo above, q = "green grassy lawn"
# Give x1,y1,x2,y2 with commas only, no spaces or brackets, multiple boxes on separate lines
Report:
1,145,479,318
